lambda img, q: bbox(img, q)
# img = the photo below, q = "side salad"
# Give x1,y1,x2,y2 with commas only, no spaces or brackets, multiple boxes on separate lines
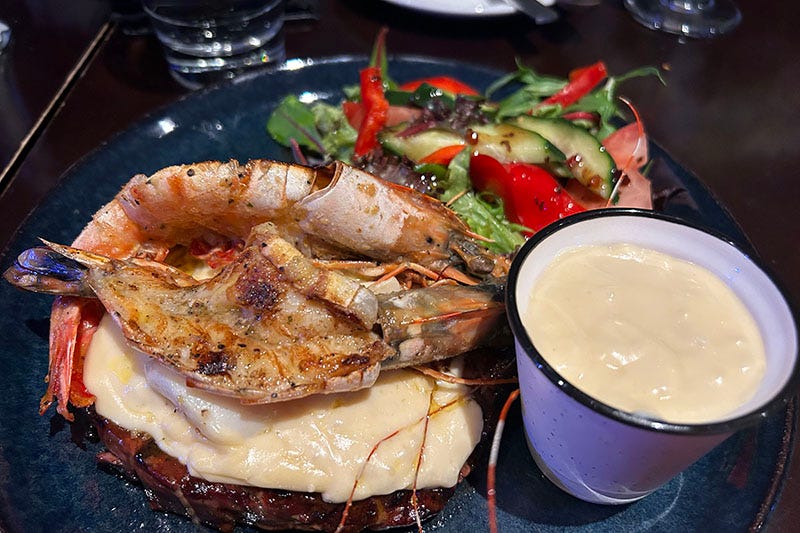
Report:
267,30,663,253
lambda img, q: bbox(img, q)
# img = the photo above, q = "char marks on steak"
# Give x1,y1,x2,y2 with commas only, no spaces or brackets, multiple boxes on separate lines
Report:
95,415,455,532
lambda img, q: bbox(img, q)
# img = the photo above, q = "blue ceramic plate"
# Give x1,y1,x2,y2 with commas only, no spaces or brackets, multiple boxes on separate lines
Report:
0,57,793,532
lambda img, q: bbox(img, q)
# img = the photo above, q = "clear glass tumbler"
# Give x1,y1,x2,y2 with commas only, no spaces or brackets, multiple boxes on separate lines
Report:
624,0,741,38
142,0,286,89
0,20,10,52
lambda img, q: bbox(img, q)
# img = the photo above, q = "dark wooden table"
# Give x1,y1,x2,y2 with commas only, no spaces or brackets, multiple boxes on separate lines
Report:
1,0,798,530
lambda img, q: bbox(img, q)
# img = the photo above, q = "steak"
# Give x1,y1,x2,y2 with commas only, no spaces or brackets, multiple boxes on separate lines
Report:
90,348,515,532
94,414,456,532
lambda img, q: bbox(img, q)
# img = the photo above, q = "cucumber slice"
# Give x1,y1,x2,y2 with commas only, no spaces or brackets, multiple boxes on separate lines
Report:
379,125,464,162
379,122,567,167
469,123,565,165
514,116,618,199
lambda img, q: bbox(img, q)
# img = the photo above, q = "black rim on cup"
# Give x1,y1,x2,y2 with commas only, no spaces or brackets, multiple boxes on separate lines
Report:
505,208,800,435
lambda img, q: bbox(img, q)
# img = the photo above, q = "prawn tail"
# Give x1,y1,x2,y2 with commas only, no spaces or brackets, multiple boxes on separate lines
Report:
4,244,108,420
3,245,95,297
40,297,103,420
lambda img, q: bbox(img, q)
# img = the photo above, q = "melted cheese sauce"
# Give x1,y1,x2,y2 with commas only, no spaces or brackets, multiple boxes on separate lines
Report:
84,316,482,502
524,243,766,424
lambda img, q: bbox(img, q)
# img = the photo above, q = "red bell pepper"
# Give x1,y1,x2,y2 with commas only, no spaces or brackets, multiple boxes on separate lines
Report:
538,61,608,109
470,153,584,234
353,66,390,157
470,152,512,199
419,144,465,165
399,76,480,96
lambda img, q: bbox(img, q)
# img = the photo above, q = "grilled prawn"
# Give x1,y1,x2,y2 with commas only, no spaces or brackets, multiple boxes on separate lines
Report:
6,223,504,403
5,160,508,413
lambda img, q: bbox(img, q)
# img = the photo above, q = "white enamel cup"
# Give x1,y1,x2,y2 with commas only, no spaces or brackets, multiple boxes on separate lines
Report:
505,209,799,504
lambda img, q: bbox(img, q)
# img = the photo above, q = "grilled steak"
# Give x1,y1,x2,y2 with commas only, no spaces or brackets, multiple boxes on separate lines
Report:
90,348,514,532
95,415,456,532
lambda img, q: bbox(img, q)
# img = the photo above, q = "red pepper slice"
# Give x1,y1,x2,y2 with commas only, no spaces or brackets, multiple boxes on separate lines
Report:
353,66,390,157
538,61,608,109
399,76,480,96
470,154,584,234
419,144,465,165
470,152,512,199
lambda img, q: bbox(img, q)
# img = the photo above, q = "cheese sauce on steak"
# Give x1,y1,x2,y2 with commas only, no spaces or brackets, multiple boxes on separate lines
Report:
84,315,483,503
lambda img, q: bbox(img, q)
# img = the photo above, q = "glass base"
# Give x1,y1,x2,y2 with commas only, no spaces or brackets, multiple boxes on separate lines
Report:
624,0,741,38
166,39,286,90
0,20,10,51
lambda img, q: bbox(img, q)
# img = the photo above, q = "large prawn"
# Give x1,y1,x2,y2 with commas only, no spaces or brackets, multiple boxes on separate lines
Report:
5,160,509,418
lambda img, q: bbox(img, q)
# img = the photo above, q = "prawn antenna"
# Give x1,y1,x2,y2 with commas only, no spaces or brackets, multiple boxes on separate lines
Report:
487,388,521,533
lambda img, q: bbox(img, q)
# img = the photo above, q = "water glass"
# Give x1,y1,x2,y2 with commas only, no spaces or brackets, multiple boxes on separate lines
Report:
624,0,741,38
142,0,286,89
0,19,10,52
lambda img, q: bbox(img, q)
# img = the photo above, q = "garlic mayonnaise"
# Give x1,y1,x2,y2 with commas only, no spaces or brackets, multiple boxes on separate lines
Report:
524,242,766,424
84,316,482,502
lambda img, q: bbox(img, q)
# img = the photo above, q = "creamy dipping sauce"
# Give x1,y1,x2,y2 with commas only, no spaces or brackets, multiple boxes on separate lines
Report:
84,316,482,502
523,242,766,424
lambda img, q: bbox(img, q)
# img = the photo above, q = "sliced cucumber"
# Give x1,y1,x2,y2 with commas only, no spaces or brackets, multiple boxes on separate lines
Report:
469,123,565,165
514,116,617,199
379,125,464,162
379,122,569,168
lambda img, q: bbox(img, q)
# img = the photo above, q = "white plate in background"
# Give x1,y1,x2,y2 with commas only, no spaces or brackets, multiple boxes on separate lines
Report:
381,0,516,17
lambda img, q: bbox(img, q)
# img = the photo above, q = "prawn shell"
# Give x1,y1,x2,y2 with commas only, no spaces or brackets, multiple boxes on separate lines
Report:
378,284,506,368
23,158,512,412
118,160,319,244
296,162,468,267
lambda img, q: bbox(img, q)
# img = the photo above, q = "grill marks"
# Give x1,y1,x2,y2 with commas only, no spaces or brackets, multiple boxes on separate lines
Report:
195,351,231,376
233,248,283,313
93,414,455,532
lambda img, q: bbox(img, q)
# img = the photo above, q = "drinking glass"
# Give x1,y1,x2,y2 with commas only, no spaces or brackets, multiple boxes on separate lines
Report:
0,20,10,52
624,0,741,38
142,0,286,89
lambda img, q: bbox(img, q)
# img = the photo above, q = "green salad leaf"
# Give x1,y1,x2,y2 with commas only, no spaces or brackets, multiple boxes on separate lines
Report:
486,60,567,120
267,95,325,153
369,26,397,91
310,102,357,161
267,95,356,161
568,66,664,139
